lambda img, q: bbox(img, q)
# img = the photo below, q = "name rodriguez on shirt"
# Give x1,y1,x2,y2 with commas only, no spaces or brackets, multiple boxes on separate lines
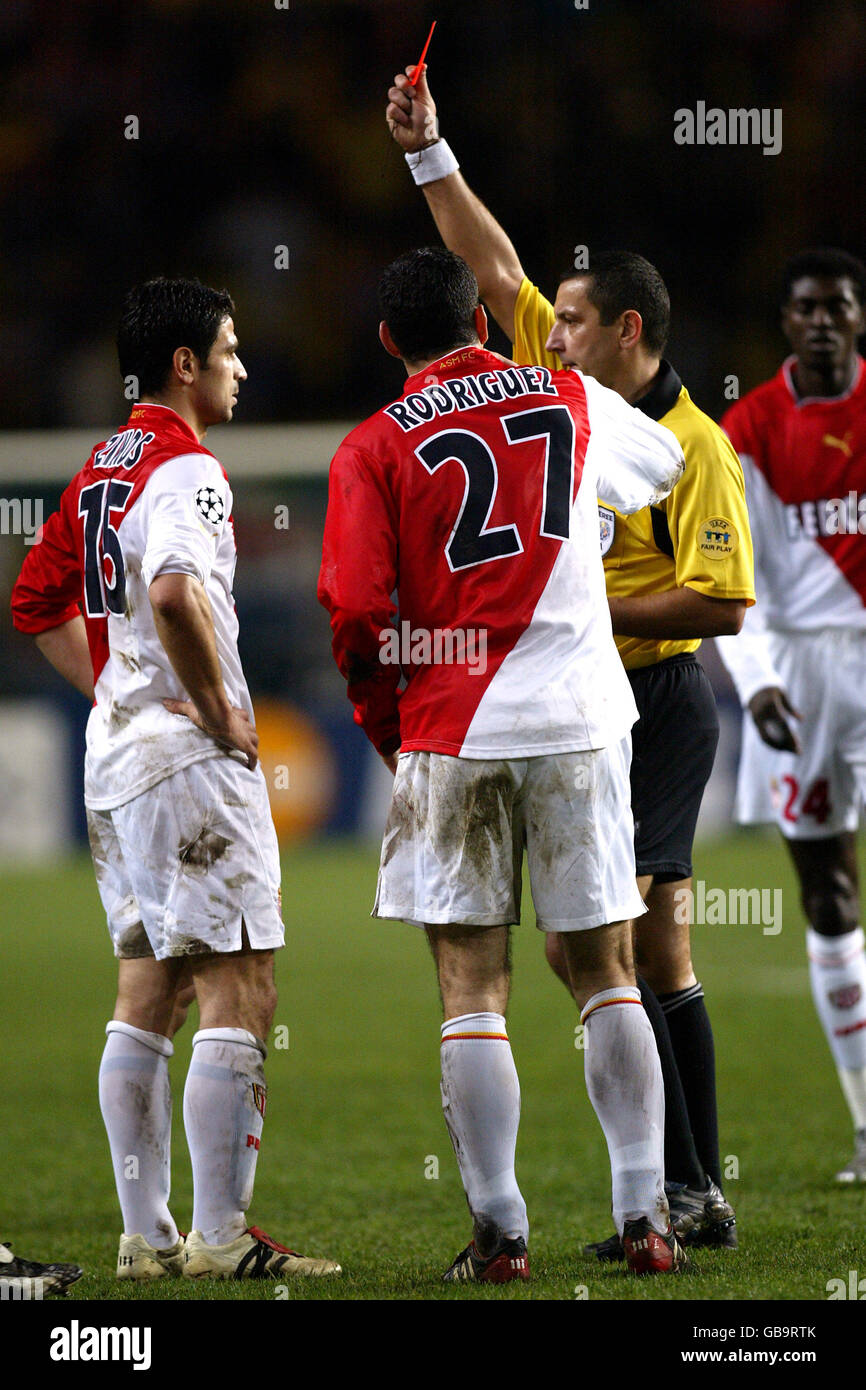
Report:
384,365,556,433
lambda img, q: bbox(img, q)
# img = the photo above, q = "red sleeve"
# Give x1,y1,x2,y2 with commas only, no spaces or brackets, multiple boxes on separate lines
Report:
720,396,753,457
11,493,82,635
317,442,402,756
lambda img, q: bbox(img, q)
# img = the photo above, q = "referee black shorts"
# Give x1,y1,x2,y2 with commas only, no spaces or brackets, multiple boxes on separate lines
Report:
627,653,719,884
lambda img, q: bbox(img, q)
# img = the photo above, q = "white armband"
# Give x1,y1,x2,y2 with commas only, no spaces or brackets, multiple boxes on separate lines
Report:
405,138,459,186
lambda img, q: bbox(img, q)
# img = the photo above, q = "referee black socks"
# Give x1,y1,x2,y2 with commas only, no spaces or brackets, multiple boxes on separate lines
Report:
658,982,722,1191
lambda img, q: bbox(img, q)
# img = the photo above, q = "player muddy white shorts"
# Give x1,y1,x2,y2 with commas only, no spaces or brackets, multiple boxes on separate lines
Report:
374,740,646,931
736,628,866,838
87,756,284,960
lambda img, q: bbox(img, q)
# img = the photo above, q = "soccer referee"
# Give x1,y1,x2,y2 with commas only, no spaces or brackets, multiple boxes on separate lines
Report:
386,64,756,1255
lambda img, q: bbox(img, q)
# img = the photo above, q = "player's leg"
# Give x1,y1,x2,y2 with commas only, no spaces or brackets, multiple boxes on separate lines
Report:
527,743,683,1273
741,633,866,1179
557,920,681,1272
100,959,188,1273
373,751,528,1282
787,832,866,1180
427,922,529,1282
89,806,187,1278
114,758,336,1279
181,945,339,1278
166,967,196,1040
551,878,708,1199
182,942,274,1244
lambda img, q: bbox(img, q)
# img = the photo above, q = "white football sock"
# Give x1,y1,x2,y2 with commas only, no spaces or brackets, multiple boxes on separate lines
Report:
807,927,866,1129
183,1028,267,1246
440,1013,528,1248
581,987,667,1235
98,1021,178,1249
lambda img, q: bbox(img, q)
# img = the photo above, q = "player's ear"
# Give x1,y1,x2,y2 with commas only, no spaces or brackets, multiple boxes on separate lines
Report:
172,345,197,385
474,304,489,347
379,321,403,359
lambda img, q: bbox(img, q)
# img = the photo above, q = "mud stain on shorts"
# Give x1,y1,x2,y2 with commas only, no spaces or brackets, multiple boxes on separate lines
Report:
381,780,421,868
179,828,232,874
116,919,153,959
435,767,515,885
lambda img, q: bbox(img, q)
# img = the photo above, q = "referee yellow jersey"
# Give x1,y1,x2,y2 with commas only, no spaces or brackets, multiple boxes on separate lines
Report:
513,278,755,670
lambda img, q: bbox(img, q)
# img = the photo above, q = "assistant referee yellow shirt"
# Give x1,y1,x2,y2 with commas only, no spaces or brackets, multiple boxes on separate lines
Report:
513,278,755,670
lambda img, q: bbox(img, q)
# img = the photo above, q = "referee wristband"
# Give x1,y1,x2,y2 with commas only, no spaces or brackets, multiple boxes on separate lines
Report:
406,138,459,186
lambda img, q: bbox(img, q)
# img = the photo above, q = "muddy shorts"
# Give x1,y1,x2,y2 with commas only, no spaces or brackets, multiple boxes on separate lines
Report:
373,742,646,932
86,756,284,960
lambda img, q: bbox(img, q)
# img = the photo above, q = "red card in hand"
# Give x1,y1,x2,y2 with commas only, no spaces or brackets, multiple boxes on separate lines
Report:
408,20,437,86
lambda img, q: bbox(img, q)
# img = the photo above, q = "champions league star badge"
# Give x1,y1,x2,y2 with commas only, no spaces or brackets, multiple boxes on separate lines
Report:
599,506,615,556
194,486,225,525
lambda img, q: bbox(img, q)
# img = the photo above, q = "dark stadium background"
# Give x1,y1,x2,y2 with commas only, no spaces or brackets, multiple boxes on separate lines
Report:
1,0,865,846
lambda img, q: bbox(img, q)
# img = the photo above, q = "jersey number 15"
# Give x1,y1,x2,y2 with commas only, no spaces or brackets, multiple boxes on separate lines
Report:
79,479,133,617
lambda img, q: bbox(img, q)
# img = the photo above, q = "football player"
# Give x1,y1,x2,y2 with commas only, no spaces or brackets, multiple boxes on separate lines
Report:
385,66,755,1255
320,246,688,1278
12,278,340,1282
717,248,866,1183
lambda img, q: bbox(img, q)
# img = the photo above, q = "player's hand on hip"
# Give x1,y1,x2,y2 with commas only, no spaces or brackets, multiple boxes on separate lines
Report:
163,699,260,770
748,686,802,754
386,67,439,152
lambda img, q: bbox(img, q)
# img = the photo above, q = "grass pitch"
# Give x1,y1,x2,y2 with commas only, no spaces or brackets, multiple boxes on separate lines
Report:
1,831,864,1313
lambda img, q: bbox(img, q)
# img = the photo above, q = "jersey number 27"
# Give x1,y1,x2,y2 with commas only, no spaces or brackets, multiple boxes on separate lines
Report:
416,406,577,571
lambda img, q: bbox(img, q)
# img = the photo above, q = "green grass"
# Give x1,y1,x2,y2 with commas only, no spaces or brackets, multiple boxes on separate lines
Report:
2,831,865,1306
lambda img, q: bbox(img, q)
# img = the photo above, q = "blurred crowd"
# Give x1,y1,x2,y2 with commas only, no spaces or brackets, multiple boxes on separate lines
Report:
1,0,865,431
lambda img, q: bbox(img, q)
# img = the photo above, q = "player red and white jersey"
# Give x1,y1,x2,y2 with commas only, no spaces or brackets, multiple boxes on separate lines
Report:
12,402,252,810
717,356,866,702
723,356,866,629
318,346,684,758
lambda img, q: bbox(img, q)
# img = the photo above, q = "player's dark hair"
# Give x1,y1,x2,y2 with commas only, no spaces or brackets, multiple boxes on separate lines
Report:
378,247,480,363
559,251,671,356
779,248,866,308
117,277,235,395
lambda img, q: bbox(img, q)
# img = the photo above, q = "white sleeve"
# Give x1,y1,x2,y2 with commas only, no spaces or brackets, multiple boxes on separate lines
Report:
141,454,232,589
582,373,685,514
714,452,785,706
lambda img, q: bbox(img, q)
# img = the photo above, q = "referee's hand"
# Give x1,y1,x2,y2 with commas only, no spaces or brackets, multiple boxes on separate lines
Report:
386,66,439,153
748,686,802,754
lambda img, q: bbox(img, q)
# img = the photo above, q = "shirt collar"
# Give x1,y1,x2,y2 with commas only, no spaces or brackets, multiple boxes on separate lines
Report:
632,359,683,421
127,401,202,445
781,354,866,406
403,346,501,393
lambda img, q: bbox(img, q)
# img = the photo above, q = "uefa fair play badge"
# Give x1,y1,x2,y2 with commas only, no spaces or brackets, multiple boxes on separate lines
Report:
696,516,738,559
